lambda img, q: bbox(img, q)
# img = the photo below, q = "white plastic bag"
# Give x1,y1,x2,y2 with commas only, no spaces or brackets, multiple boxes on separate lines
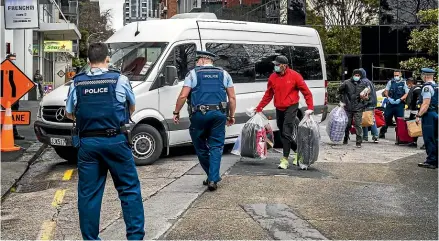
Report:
232,111,274,159
297,115,320,170
326,106,348,143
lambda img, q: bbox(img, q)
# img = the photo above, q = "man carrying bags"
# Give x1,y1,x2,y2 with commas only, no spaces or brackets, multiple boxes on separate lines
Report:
255,55,314,170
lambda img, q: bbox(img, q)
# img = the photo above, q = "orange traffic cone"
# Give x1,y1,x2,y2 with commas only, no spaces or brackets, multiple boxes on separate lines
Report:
1,101,21,152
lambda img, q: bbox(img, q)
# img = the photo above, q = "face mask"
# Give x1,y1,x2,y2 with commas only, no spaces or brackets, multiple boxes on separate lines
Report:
274,65,281,73
353,76,360,81
394,76,400,81
11,60,16,64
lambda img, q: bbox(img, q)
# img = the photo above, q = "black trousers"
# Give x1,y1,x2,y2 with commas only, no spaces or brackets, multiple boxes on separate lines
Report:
276,104,299,158
345,111,363,143
12,101,19,136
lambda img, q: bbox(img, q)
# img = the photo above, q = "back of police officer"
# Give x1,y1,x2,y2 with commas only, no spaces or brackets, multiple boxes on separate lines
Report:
379,70,409,138
172,51,236,192
415,68,438,169
65,43,145,240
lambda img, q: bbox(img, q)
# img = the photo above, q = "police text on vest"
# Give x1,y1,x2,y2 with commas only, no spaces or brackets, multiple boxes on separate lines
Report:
84,87,109,94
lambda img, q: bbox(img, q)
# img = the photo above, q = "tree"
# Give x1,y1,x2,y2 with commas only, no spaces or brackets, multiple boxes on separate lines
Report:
74,0,115,67
400,9,438,78
307,0,380,26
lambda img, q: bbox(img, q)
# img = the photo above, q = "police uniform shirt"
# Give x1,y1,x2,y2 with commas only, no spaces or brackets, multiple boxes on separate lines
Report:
184,64,234,89
421,81,435,101
66,68,136,114
385,80,410,95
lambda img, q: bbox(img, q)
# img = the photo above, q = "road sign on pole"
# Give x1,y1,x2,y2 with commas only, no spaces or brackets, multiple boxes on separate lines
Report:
0,59,36,109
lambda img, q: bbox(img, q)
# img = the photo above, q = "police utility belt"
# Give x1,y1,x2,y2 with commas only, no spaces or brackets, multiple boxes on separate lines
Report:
191,102,228,115
79,126,129,138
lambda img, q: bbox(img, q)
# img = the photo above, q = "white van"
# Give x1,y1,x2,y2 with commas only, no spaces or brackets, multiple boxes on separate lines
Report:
34,14,328,165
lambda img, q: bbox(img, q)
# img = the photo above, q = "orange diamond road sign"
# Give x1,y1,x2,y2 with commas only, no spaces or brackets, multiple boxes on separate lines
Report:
0,111,31,125
0,59,36,109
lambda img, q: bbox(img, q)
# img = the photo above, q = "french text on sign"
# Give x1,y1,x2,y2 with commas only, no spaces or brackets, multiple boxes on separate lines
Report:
0,111,31,125
0,59,36,109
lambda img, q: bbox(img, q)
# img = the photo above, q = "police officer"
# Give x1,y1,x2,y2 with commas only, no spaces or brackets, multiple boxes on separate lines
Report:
416,68,438,169
65,43,145,239
379,70,409,138
173,50,236,191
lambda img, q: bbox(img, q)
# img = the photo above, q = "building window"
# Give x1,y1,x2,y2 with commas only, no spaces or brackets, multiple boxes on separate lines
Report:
205,43,323,83
162,43,197,81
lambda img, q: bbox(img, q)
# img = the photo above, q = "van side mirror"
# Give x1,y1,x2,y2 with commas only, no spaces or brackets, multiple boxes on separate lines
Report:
164,66,178,86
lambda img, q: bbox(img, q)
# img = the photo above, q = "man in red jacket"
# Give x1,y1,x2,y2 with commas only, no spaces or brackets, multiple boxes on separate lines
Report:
256,55,314,169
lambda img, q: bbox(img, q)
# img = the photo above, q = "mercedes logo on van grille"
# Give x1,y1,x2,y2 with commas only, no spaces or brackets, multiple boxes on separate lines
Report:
55,107,66,122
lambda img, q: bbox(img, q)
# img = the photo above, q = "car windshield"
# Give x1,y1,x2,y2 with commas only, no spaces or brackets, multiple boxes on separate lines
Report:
108,42,168,81
78,42,168,81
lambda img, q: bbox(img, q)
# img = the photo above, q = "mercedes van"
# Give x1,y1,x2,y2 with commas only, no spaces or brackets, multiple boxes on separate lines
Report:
34,14,328,165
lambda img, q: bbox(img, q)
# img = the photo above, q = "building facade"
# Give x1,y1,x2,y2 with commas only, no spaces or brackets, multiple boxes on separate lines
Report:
1,0,81,99
124,0,160,25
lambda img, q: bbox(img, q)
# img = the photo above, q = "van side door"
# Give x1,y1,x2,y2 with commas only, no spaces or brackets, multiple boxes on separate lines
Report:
157,42,198,145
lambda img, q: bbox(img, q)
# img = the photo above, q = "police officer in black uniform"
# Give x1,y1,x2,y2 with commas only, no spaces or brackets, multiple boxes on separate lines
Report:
173,50,236,191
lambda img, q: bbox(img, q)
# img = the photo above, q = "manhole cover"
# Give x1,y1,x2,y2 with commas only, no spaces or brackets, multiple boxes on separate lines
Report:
15,181,56,193
57,70,65,78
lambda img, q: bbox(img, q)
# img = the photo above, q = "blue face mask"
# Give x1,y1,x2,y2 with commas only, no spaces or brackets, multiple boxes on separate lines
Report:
353,76,360,81
394,76,400,81
274,65,281,73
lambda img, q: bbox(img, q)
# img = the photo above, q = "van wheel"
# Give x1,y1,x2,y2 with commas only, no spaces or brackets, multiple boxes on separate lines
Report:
54,147,78,164
131,124,163,166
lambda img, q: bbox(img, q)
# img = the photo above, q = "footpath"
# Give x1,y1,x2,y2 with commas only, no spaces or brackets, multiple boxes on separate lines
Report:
162,117,437,240
1,101,47,198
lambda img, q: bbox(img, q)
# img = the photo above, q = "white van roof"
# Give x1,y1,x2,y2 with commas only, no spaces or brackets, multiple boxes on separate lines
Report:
106,18,319,44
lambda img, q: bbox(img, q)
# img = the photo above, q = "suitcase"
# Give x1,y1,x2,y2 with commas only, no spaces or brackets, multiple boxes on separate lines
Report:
395,117,414,145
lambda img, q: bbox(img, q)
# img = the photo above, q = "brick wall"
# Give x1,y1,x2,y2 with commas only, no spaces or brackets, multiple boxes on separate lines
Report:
160,0,178,19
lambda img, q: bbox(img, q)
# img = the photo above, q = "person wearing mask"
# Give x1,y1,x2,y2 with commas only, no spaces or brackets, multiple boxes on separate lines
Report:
406,77,422,148
173,50,236,191
359,68,379,143
339,69,369,148
379,71,409,138
5,54,25,140
255,55,314,169
33,70,44,99
416,68,438,169
65,43,145,240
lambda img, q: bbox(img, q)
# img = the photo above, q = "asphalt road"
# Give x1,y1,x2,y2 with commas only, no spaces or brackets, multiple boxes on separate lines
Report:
1,114,436,240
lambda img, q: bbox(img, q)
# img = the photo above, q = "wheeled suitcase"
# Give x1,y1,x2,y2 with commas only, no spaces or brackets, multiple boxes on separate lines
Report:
395,117,414,145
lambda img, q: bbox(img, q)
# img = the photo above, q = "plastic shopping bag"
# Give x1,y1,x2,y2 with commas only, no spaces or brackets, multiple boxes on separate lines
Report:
231,111,274,159
326,106,348,143
297,115,320,170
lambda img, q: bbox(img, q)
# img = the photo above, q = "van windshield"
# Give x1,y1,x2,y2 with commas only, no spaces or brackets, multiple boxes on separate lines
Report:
108,42,168,81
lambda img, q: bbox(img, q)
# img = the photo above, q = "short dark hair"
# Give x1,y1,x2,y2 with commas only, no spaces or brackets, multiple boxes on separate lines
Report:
407,77,415,84
87,43,108,64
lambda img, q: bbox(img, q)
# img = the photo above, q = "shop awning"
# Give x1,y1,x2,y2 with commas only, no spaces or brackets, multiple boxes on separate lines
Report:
36,22,81,40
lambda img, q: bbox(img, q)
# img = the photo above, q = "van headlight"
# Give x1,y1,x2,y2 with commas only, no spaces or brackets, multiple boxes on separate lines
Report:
37,105,42,118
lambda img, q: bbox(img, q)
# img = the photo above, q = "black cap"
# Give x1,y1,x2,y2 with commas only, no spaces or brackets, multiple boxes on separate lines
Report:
196,50,217,60
272,55,289,65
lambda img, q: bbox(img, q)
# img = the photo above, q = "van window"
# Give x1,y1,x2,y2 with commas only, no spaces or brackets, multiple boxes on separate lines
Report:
206,43,323,82
108,42,168,81
291,46,323,80
162,43,196,81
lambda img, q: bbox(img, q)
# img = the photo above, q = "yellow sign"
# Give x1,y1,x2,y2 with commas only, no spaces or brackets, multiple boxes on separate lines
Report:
44,41,73,52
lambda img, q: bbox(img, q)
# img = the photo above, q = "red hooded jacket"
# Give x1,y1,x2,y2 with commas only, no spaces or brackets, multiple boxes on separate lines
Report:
256,68,314,112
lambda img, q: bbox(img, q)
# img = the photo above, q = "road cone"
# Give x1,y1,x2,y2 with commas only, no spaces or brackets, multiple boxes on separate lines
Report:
1,101,20,152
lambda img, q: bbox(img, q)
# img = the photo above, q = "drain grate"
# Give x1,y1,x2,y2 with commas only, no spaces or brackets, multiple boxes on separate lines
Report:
15,181,56,193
